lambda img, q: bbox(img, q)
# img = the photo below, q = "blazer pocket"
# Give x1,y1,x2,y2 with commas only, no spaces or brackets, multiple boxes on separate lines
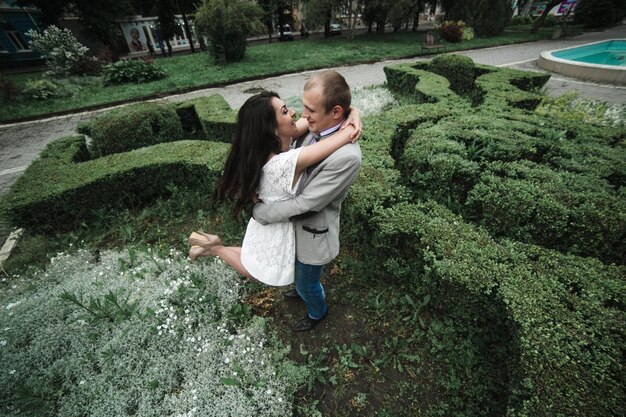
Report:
302,225,329,236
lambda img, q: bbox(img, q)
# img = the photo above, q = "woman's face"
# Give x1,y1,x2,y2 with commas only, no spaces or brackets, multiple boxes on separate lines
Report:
271,97,297,141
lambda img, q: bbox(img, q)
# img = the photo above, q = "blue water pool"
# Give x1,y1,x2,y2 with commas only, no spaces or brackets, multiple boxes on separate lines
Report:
538,39,626,85
552,40,626,66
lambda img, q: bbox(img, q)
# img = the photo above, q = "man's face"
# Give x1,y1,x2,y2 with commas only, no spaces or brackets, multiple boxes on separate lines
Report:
301,85,337,134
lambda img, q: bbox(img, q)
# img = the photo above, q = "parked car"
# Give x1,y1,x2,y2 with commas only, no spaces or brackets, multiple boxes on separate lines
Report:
330,22,342,36
278,24,294,41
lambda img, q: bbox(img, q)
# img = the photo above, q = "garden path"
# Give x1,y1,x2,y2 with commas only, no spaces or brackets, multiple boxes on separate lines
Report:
0,23,624,249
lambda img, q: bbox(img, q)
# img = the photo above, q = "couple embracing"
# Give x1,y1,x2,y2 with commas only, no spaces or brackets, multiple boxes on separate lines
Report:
189,70,362,332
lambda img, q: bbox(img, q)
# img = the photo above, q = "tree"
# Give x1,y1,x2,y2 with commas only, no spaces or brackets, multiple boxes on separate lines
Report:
530,0,562,33
362,0,390,33
257,0,279,43
195,0,264,63
344,0,365,40
16,0,67,26
441,0,512,36
156,0,181,56
574,0,626,28
19,0,135,48
516,0,531,15
303,0,337,37
388,0,422,32
174,0,198,53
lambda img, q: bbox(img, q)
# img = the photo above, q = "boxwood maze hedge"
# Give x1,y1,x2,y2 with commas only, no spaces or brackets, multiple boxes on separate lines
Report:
1,95,235,232
341,58,623,416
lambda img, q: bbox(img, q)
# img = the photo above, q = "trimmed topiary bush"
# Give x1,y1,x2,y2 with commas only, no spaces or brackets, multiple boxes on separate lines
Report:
430,54,475,94
174,95,236,143
0,136,228,232
80,103,184,157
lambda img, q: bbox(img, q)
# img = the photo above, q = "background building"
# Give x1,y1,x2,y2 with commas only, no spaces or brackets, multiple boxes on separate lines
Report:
0,0,42,66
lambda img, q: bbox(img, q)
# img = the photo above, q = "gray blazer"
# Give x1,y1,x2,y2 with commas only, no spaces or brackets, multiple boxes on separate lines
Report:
252,131,362,265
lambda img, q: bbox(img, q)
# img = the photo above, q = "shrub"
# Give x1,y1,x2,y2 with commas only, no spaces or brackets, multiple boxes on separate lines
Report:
25,26,95,78
83,103,183,157
510,15,533,25
195,0,264,63
23,79,58,100
574,0,626,28
473,0,513,36
0,136,228,232
439,20,465,42
542,14,558,27
175,95,236,143
0,248,306,416
102,59,167,85
462,27,475,41
430,54,475,93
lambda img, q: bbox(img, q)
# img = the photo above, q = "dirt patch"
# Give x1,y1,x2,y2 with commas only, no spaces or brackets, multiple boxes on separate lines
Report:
244,274,438,416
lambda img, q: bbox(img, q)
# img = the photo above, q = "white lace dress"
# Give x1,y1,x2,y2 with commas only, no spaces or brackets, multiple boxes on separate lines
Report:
240,148,302,286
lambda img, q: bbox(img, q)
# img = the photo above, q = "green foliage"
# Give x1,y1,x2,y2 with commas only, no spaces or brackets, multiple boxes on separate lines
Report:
439,20,466,43
574,0,626,28
59,288,142,323
81,103,184,157
195,0,264,63
465,163,625,263
342,60,626,415
440,0,513,36
174,95,236,143
0,248,306,416
25,25,95,78
1,30,550,122
0,136,228,232
430,54,476,94
383,63,458,104
510,15,533,25
473,0,513,36
102,59,167,85
23,79,58,100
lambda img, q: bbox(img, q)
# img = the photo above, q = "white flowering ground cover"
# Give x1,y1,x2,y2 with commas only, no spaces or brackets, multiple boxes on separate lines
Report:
0,247,307,416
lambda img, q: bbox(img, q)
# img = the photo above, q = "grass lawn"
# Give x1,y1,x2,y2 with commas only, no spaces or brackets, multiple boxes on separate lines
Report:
0,29,550,122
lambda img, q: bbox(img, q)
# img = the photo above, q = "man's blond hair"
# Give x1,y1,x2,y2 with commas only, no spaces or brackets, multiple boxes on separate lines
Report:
304,70,351,117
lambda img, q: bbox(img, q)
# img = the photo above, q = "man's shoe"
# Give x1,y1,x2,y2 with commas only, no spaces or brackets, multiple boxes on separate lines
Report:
283,289,303,301
294,312,327,332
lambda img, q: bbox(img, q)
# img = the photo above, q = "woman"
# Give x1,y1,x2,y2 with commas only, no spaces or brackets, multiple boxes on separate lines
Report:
188,91,359,286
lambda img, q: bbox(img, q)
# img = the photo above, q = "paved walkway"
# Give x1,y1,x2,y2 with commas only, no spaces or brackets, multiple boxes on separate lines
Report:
1,24,625,199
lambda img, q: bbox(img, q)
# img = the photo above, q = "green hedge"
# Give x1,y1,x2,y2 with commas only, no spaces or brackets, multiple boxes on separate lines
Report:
345,153,625,415
466,162,625,263
391,96,625,262
340,60,625,415
3,94,238,231
175,94,236,143
0,136,228,232
384,64,459,104
362,201,625,416
78,103,184,157
430,54,476,93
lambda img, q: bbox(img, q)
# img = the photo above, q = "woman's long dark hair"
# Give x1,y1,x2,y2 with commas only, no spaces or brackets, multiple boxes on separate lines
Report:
214,91,282,219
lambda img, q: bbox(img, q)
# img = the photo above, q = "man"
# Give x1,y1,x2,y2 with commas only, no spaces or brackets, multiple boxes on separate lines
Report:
253,70,362,331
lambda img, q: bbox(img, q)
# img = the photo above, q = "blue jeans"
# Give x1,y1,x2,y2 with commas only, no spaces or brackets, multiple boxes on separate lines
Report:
295,259,327,320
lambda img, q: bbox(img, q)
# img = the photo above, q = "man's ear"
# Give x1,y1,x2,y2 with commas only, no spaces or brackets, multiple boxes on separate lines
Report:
331,105,344,120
